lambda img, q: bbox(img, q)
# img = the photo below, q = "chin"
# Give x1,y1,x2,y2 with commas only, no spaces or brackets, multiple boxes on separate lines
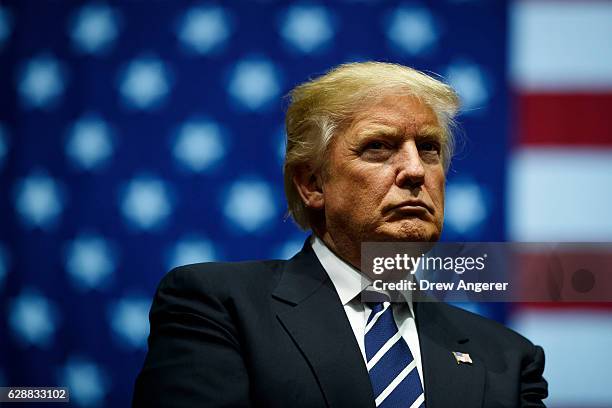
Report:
381,220,441,242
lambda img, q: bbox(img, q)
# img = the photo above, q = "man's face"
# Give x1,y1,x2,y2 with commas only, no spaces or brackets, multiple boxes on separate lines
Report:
320,94,446,245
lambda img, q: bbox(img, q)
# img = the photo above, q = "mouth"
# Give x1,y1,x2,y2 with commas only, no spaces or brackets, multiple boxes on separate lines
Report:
385,201,434,217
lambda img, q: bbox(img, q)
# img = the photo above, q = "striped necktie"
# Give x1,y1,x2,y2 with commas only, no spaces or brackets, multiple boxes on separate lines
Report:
365,295,425,408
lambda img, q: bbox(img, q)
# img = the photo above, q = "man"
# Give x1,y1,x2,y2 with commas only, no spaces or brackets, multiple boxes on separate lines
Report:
133,62,547,407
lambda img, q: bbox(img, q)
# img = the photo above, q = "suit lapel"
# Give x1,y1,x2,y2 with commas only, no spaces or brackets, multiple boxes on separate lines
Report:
273,242,375,408
272,242,485,408
415,301,485,408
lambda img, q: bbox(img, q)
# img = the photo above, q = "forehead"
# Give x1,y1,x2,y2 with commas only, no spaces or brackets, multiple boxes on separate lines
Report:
347,94,441,136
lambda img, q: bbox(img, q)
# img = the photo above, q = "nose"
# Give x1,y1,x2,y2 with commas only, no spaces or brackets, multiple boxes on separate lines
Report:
394,141,425,188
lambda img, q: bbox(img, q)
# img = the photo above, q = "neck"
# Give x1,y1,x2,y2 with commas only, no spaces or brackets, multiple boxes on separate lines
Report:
314,229,361,271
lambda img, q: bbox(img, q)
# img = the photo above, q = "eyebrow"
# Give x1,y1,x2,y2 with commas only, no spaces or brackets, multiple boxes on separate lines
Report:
417,125,446,141
356,123,400,138
356,123,445,141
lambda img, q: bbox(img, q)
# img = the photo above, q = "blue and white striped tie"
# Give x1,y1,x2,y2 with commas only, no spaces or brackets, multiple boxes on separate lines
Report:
365,296,425,408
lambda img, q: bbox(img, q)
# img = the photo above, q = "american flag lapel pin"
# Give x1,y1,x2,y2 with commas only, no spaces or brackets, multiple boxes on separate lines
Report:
452,351,473,365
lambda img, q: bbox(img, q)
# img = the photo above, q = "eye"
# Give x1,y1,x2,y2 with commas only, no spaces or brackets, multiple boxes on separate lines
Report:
418,141,441,153
364,141,387,150
359,139,394,161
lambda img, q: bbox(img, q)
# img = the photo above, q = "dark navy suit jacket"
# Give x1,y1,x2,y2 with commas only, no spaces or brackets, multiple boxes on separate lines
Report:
133,241,547,407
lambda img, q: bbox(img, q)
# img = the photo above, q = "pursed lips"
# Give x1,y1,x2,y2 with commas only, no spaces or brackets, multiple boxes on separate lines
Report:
385,200,434,217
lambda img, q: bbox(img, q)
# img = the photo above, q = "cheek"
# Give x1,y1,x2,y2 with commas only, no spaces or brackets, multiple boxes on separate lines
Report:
354,169,395,203
333,177,384,209
328,168,390,214
431,184,445,205
428,171,446,202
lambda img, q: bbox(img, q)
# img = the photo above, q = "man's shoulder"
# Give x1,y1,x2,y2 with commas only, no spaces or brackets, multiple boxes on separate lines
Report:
157,258,286,298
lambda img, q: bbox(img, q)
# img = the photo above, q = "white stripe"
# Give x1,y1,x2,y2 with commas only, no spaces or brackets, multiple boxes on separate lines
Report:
365,302,390,334
508,148,612,241
367,331,402,371
409,393,425,408
510,309,612,406
374,360,417,406
510,1,612,91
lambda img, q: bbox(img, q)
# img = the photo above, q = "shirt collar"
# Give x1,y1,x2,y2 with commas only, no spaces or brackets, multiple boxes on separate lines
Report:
310,235,414,312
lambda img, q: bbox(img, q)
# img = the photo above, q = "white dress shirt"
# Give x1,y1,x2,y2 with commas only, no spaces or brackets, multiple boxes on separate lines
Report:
310,235,425,389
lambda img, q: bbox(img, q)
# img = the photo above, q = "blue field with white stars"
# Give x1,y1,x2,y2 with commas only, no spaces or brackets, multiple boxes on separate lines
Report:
0,2,505,406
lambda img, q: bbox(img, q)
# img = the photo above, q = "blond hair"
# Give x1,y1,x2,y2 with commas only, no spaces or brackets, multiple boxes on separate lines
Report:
283,61,460,230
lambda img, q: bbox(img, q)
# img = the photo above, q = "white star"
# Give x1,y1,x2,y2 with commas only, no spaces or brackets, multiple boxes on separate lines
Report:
14,172,64,229
109,297,150,349
9,290,58,347
118,56,171,110
173,119,226,172
0,6,13,48
18,55,66,109
61,357,107,407
281,5,334,54
0,244,9,288
0,124,8,169
228,58,280,111
445,60,491,114
70,3,120,55
386,6,438,56
445,180,488,235
223,179,277,232
66,115,113,171
177,6,231,54
65,234,115,290
167,235,216,270
120,176,172,230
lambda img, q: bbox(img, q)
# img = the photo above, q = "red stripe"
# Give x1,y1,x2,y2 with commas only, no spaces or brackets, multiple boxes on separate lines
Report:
515,93,612,146
510,250,612,305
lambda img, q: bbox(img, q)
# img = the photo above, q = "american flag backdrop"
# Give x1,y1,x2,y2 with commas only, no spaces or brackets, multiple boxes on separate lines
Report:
507,2,612,407
0,1,609,407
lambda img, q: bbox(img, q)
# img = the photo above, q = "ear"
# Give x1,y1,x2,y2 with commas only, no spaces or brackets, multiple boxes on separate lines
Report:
293,165,325,210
